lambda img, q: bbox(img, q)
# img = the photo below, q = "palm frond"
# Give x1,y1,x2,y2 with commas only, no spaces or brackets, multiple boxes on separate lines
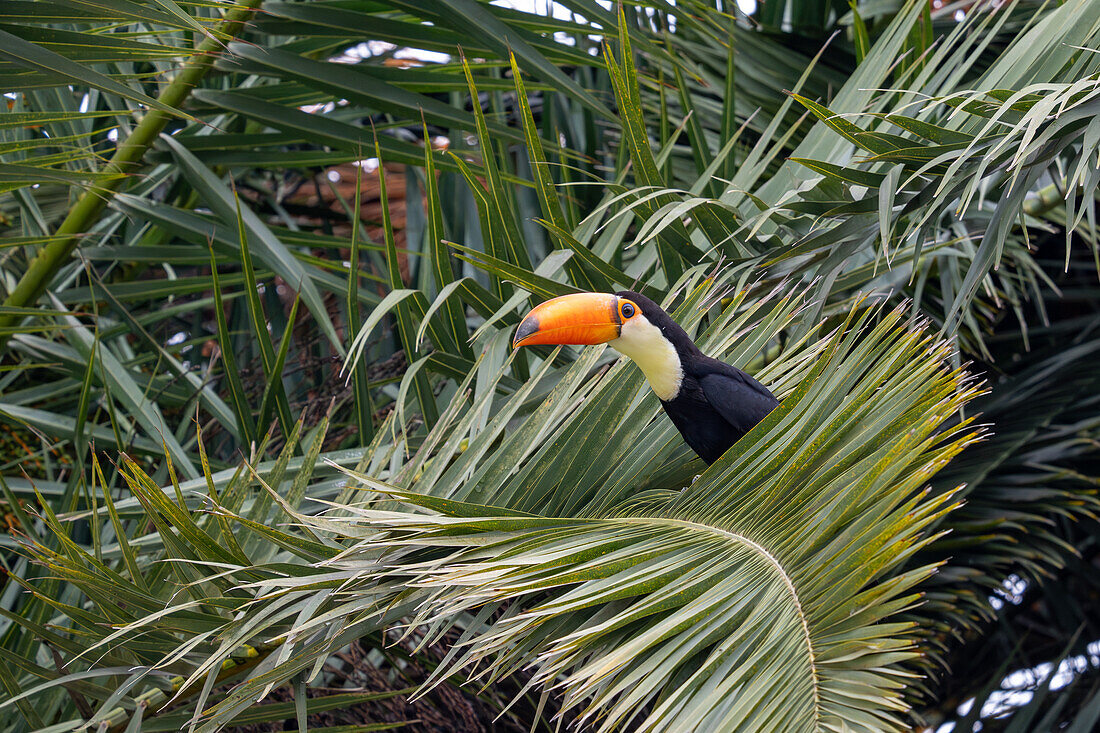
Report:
175,302,981,732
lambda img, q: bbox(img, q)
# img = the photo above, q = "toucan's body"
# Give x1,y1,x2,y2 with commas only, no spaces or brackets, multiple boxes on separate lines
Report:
514,290,778,465
658,349,779,465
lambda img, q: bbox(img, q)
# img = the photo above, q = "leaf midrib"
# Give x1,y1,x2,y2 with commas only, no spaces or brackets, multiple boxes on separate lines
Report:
616,515,822,729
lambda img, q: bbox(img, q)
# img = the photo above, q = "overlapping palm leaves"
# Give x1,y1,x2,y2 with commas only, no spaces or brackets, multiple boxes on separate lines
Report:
0,0,1099,730
1,286,981,732
311,304,981,733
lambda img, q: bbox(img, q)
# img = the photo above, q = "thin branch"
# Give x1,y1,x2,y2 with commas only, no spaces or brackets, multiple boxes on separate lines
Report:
0,0,265,348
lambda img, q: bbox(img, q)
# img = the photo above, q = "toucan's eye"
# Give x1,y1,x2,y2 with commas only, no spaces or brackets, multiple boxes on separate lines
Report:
621,302,635,319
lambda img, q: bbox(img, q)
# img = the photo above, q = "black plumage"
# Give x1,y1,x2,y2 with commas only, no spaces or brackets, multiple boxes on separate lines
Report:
616,291,779,465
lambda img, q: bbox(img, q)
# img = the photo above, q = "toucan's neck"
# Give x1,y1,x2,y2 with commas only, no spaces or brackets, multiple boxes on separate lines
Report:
610,314,686,401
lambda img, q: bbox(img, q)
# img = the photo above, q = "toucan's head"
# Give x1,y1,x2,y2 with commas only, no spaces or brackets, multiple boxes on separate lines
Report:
513,291,698,401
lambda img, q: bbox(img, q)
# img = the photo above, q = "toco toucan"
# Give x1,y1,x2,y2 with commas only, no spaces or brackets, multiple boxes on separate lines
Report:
513,291,779,465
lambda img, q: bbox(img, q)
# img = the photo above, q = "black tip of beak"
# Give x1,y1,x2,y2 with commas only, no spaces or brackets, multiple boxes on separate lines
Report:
513,315,539,348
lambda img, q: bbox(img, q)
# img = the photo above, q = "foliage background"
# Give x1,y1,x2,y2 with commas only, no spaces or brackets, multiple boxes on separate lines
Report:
0,0,1098,730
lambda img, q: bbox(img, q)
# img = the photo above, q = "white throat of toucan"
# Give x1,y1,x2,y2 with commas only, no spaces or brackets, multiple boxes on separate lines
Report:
610,315,684,401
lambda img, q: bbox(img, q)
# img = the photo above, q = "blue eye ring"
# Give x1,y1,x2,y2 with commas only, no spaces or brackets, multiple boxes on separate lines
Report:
621,302,635,319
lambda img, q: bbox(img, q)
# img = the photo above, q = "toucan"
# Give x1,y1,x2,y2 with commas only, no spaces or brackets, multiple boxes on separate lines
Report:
513,291,779,465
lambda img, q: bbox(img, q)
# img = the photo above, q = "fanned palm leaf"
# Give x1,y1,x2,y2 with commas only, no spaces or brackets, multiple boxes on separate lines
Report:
145,300,980,732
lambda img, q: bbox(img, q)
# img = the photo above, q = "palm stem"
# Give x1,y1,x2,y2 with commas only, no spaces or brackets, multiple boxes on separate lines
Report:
1023,181,1072,217
0,0,264,346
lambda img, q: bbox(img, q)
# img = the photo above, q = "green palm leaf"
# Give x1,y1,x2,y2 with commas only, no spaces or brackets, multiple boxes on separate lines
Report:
189,301,981,732
2,0,1100,729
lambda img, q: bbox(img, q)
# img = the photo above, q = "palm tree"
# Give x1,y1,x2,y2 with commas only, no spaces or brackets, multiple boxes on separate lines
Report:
0,0,1098,730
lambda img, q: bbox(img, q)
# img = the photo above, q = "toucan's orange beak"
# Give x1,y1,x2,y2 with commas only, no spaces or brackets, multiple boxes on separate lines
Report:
513,293,621,348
